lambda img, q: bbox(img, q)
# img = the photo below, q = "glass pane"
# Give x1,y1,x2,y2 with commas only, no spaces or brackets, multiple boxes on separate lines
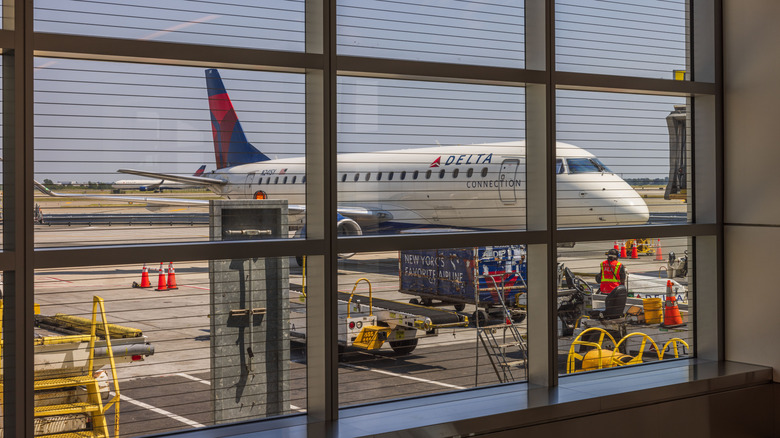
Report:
34,59,305,247
34,0,305,51
556,90,691,228
558,238,693,376
337,77,526,234
556,0,689,80
33,253,306,435
338,247,527,407
338,0,524,68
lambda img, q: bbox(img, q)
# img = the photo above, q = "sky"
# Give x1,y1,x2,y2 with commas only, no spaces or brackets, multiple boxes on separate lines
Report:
26,0,687,183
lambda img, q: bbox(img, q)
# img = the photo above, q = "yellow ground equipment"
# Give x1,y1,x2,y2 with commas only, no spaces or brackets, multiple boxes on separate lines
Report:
567,327,689,373
1,296,124,437
625,239,653,255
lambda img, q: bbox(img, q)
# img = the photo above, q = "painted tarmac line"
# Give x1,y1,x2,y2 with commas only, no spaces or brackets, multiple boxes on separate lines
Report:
45,276,74,283
118,393,206,429
341,363,467,390
176,372,211,385
176,373,307,413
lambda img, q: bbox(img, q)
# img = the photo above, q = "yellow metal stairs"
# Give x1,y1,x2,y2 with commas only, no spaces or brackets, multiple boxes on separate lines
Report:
33,375,109,437
1,296,121,437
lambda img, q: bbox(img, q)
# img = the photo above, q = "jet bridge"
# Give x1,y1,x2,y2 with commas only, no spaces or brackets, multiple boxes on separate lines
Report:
665,104,689,200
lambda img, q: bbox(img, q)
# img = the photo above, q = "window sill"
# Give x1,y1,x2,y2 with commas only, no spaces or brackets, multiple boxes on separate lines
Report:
161,359,772,438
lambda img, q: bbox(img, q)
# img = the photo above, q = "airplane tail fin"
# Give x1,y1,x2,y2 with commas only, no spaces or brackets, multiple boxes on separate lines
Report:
193,165,206,177
206,69,270,169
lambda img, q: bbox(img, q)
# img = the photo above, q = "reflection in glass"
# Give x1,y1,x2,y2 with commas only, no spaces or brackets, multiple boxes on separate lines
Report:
558,238,693,375
338,0,524,68
556,0,689,79
35,0,305,51
32,254,306,436
557,91,690,228
338,247,527,407
34,60,305,248
337,77,526,234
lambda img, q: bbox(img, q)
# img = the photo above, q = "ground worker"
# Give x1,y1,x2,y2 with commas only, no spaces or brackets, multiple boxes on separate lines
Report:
596,248,627,293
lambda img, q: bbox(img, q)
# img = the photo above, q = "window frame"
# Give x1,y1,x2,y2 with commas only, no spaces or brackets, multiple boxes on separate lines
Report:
0,1,721,436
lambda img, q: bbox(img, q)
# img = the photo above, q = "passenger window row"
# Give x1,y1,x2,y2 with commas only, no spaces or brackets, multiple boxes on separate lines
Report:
340,167,489,182
258,175,307,185
254,167,492,184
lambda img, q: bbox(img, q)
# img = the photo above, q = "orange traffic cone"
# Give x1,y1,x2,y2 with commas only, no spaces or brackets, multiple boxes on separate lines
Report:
619,241,627,258
661,280,684,327
655,238,664,261
166,262,178,290
631,245,639,259
613,241,619,252
139,264,152,288
155,262,168,291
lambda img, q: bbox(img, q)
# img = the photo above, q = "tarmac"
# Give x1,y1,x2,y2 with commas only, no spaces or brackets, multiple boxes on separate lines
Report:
12,194,693,437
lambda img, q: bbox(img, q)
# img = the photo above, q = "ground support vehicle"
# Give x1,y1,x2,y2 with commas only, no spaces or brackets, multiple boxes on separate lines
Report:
0,296,155,437
399,246,527,322
575,317,689,351
571,307,690,368
289,279,468,355
566,327,689,373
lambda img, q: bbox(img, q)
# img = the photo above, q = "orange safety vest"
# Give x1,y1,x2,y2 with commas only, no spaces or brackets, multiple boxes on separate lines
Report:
600,260,623,293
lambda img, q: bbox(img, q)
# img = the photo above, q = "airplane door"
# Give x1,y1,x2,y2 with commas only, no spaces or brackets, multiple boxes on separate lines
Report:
499,159,519,204
244,172,256,197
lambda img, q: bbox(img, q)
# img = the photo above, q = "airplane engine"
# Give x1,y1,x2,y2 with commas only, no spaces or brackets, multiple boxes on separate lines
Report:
337,214,362,260
337,214,363,237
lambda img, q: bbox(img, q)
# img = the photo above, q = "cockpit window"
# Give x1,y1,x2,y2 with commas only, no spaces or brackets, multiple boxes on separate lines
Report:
566,158,610,174
591,158,611,172
556,158,565,174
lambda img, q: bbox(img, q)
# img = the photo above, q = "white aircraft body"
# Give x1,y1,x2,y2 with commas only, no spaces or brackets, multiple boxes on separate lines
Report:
206,142,649,233
35,69,650,234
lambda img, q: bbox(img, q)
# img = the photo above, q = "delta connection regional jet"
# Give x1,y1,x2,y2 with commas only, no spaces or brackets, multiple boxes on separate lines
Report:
35,69,650,235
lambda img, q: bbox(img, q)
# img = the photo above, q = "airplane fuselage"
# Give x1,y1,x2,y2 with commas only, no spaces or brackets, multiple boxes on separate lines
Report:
208,141,650,231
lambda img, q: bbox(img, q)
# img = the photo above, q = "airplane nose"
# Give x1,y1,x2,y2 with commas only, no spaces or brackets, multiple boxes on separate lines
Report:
616,196,650,225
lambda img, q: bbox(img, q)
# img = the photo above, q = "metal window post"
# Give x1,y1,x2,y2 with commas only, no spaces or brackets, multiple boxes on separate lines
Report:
525,0,558,388
2,0,35,436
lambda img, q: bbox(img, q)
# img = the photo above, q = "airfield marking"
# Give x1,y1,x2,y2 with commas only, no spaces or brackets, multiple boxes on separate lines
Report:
117,392,206,429
176,372,210,385
44,276,74,283
175,372,307,413
340,363,467,390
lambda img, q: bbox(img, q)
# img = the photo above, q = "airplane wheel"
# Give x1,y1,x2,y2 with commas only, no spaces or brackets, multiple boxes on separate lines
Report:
389,338,418,355
454,303,466,312
472,310,488,324
409,298,420,305
421,298,434,306
512,313,526,324
295,256,304,267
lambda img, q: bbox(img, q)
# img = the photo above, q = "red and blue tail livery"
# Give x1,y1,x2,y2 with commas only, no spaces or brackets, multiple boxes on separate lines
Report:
206,69,270,169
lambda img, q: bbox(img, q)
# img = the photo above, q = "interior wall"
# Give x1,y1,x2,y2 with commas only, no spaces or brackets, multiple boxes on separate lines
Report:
723,0,780,382
482,384,774,438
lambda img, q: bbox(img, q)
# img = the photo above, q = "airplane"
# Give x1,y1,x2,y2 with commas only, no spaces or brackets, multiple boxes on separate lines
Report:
35,69,650,236
112,165,207,192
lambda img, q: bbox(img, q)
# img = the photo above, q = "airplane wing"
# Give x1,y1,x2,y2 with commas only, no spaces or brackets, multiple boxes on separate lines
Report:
117,169,228,189
34,180,210,206
35,177,388,220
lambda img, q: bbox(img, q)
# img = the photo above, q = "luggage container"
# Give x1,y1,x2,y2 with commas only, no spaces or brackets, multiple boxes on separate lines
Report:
399,245,527,322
